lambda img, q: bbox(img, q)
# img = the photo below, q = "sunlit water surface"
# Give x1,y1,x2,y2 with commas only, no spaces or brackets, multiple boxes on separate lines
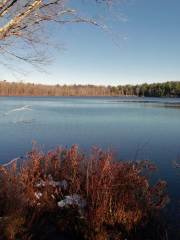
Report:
0,96,180,236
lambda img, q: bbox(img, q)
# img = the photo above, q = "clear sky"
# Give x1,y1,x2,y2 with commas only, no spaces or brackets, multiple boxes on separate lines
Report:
1,0,180,85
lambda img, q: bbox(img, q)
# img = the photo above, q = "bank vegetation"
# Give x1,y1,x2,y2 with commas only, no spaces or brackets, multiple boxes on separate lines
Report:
0,81,180,97
0,145,169,240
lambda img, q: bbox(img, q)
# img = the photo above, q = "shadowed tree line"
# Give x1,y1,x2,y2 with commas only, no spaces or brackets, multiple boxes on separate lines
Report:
110,81,180,97
0,81,180,97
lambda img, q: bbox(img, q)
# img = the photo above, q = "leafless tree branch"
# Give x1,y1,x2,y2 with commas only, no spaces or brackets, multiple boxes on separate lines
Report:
0,0,121,69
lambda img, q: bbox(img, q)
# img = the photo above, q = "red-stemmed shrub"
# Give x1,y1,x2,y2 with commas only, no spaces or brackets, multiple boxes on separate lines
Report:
0,145,169,240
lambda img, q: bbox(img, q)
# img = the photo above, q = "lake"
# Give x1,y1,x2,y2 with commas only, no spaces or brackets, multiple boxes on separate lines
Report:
0,96,180,235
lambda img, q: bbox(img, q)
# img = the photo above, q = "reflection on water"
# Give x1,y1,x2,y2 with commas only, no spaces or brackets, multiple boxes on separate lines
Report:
0,96,180,162
108,97,180,109
0,96,180,236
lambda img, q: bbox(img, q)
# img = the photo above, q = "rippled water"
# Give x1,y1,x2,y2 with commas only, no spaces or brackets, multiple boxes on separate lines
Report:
0,96,180,235
0,96,179,163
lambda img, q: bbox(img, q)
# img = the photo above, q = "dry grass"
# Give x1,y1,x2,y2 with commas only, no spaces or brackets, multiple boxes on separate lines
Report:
0,145,169,240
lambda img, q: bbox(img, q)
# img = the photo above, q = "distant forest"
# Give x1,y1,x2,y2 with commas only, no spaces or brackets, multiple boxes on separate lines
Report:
0,81,180,97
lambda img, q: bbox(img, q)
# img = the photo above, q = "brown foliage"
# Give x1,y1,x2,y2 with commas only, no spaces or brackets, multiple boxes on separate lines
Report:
0,80,179,97
0,145,169,240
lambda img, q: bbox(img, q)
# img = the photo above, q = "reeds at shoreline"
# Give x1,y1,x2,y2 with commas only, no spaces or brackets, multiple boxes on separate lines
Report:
0,145,169,240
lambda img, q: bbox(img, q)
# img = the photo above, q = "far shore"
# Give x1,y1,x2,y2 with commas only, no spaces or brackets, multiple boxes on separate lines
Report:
0,81,179,98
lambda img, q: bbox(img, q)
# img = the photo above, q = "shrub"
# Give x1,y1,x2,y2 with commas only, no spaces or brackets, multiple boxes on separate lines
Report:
0,145,169,240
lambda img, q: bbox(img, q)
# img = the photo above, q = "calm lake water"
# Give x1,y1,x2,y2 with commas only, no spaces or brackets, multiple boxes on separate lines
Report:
0,96,180,234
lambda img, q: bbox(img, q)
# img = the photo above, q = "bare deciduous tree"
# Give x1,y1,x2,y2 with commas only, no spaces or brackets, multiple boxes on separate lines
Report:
0,0,115,68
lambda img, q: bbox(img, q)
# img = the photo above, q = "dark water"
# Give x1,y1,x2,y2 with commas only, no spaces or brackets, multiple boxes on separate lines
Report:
0,96,180,235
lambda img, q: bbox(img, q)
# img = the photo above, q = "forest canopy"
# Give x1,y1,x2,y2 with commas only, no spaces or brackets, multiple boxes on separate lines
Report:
0,81,179,97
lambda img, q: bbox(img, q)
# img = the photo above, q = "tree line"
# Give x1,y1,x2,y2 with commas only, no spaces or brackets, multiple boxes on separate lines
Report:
0,81,179,97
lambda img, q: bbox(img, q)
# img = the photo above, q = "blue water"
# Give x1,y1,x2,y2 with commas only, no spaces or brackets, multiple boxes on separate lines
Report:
0,96,179,163
0,96,180,233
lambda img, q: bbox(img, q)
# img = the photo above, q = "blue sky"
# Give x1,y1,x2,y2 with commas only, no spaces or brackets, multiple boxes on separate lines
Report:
1,0,180,85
